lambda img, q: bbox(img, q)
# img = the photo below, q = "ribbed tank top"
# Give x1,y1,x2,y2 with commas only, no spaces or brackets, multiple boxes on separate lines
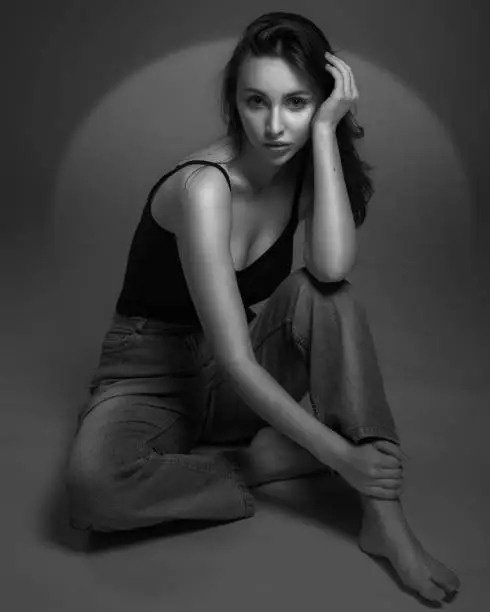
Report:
115,160,304,328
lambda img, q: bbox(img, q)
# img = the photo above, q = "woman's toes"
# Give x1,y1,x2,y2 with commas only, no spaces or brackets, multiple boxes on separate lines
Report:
418,581,446,603
398,557,447,603
425,555,461,595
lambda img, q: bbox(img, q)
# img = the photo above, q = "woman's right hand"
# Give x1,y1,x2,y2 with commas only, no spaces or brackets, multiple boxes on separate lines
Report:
335,440,405,500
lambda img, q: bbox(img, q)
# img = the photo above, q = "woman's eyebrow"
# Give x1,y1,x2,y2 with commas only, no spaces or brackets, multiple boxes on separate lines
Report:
243,87,312,96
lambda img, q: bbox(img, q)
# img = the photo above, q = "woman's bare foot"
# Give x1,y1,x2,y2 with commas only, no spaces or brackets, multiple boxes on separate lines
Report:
239,426,329,487
359,496,461,603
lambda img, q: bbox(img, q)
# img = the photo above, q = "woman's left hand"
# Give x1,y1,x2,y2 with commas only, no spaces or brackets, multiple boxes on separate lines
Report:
312,52,360,131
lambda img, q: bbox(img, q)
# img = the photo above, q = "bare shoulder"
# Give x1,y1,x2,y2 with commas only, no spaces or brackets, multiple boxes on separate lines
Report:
150,137,232,234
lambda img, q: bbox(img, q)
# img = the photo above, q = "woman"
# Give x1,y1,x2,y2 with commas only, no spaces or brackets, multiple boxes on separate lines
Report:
65,12,460,604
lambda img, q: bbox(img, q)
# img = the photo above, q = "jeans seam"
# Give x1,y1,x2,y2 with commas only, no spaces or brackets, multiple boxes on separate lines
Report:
148,453,227,475
308,395,321,420
220,450,256,516
290,321,309,350
149,451,255,516
252,318,291,353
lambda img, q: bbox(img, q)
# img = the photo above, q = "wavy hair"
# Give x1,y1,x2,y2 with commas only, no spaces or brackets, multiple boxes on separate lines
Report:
217,11,374,228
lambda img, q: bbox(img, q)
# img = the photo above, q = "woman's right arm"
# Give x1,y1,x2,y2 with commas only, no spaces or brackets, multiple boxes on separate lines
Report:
172,165,350,471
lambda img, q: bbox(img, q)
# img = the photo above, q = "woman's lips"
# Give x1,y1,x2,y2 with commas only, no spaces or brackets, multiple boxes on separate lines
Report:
265,143,291,153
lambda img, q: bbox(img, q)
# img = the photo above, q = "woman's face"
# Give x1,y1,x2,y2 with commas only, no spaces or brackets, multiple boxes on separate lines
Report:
236,55,319,166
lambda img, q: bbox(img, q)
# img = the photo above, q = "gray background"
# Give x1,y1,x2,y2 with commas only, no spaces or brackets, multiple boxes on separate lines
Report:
1,1,489,611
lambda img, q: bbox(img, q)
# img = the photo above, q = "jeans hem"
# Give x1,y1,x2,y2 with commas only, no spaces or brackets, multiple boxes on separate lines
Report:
347,425,400,445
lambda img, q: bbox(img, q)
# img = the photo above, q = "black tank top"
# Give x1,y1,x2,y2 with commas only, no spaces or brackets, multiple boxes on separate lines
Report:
115,160,304,328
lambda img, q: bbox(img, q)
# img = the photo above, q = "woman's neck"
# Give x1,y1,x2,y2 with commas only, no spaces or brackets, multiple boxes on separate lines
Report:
230,139,301,196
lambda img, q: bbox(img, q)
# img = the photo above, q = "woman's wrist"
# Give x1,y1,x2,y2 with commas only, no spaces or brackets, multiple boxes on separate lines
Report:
312,121,337,139
312,425,352,471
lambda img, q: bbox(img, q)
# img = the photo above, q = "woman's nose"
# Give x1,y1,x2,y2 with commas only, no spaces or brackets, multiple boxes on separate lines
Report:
266,111,284,137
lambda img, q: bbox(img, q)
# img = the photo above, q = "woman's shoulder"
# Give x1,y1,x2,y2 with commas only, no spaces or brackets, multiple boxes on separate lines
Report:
150,138,234,234
178,137,233,170
177,139,236,189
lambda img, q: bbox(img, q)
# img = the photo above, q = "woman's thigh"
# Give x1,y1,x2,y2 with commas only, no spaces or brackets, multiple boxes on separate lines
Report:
68,392,197,490
71,313,208,465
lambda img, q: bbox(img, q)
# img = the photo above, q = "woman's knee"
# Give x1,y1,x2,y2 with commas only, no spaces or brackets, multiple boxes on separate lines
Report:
288,268,368,341
290,266,359,312
64,412,146,528
64,433,113,523
289,266,351,295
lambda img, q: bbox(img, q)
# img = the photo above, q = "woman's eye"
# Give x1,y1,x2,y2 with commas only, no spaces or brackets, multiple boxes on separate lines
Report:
290,97,308,108
249,96,263,106
247,96,308,108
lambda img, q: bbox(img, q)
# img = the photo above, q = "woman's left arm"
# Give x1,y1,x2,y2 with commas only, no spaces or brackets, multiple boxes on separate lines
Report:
303,51,359,282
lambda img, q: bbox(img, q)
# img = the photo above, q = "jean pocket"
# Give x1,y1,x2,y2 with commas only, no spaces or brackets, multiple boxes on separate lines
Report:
184,332,216,370
100,324,138,355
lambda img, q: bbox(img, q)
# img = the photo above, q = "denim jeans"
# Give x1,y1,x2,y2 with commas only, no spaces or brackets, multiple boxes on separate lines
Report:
65,267,400,533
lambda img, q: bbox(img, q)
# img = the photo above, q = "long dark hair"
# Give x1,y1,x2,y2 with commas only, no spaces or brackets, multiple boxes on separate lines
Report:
218,11,374,228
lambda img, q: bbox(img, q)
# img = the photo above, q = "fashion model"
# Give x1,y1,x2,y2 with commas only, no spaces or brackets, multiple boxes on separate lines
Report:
65,12,460,605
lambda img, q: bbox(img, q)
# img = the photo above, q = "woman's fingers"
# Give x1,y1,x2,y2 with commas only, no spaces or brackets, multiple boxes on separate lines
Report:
325,52,357,99
376,452,402,470
368,487,399,501
384,457,403,469
378,466,403,477
376,478,403,490
373,440,404,461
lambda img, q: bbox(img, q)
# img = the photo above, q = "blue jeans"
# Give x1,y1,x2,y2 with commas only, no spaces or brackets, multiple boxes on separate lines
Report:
65,267,400,532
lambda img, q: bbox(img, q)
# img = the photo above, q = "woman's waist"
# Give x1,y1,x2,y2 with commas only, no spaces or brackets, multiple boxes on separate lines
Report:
112,309,201,334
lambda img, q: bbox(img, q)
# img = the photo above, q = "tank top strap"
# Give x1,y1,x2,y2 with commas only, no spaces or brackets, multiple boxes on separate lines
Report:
146,160,232,207
173,160,233,192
